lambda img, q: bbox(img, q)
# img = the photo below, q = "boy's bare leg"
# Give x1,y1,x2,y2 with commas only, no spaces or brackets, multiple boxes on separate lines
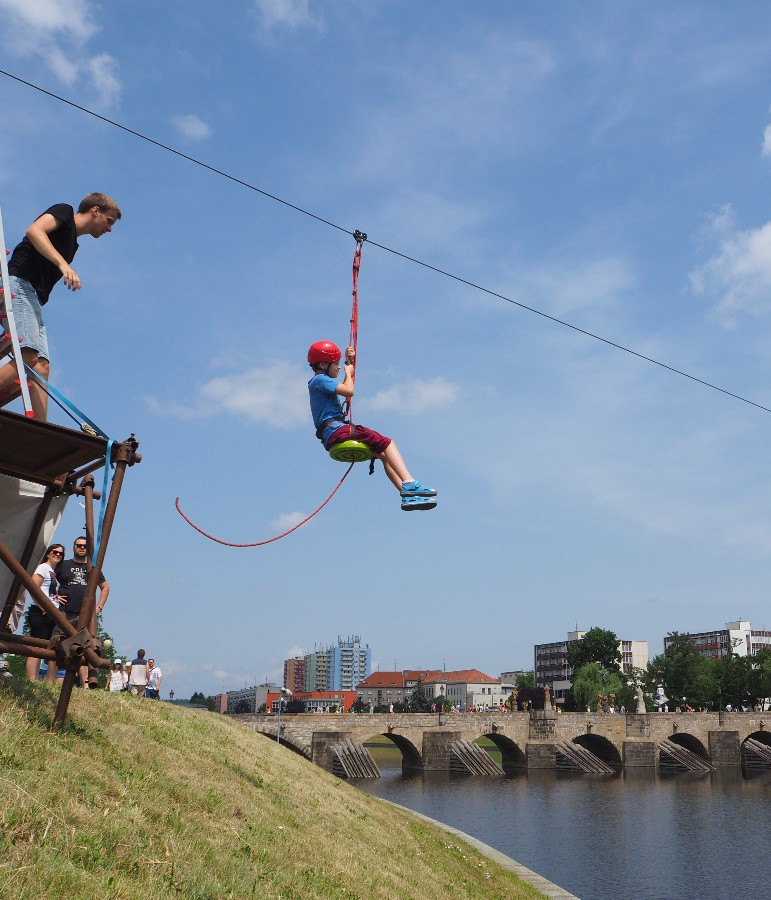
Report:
0,348,49,420
379,440,414,491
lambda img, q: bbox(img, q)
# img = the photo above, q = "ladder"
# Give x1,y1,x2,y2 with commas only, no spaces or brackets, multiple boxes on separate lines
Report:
0,205,34,417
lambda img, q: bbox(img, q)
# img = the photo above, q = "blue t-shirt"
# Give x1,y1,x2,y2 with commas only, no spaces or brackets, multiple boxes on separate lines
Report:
308,373,346,443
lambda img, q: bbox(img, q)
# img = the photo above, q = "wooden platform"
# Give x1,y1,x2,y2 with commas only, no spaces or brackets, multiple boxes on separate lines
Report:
0,408,109,486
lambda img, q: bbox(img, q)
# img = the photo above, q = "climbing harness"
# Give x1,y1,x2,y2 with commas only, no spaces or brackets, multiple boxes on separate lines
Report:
0,206,34,417
176,231,371,546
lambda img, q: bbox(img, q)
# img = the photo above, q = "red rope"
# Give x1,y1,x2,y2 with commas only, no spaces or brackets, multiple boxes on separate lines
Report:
347,239,363,437
175,236,366,548
174,463,354,547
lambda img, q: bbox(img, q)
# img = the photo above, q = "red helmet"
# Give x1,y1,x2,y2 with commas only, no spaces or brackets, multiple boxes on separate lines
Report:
307,340,341,365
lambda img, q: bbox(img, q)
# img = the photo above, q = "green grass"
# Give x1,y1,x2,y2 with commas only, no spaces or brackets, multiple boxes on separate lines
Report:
0,679,544,899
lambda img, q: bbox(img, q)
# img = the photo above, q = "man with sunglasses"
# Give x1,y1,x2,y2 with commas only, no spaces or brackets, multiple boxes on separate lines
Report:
57,537,110,688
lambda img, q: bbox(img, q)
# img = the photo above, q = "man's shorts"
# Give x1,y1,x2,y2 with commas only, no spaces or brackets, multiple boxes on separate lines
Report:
28,605,54,640
0,276,49,360
326,424,391,454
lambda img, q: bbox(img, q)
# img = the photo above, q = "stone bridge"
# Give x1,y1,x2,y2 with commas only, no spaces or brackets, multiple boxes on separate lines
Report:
234,709,771,774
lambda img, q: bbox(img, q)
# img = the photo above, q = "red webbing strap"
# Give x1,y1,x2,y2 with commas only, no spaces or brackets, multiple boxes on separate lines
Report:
347,234,365,439
174,463,354,547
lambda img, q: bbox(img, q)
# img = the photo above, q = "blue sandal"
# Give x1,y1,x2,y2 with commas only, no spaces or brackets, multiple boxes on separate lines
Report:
400,480,438,497
401,495,437,511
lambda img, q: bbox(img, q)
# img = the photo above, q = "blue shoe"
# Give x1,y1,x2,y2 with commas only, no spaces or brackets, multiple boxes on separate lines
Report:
400,480,437,497
401,495,437,511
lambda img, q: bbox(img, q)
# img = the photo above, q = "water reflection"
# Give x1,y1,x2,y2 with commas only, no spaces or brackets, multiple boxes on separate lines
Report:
354,744,771,900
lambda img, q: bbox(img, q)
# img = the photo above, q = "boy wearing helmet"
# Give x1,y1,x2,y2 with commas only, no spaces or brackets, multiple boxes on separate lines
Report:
308,340,437,511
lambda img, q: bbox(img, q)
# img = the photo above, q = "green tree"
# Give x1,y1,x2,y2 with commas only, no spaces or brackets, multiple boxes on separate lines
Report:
715,651,753,710
748,648,771,708
515,671,535,690
647,632,715,707
566,627,622,674
409,679,431,712
571,662,625,712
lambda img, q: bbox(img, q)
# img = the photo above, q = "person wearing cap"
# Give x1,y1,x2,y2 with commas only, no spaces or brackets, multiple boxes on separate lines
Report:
105,658,127,692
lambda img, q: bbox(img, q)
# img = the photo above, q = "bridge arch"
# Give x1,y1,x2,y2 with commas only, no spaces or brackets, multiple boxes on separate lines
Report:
661,732,710,765
478,732,527,771
741,730,771,772
364,732,423,770
573,733,622,768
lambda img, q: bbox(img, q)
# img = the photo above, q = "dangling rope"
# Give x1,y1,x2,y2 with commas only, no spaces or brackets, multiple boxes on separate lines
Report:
175,463,354,547
175,231,368,547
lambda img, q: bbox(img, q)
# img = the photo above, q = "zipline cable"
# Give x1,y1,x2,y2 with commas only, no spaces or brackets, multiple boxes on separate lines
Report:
1,68,769,416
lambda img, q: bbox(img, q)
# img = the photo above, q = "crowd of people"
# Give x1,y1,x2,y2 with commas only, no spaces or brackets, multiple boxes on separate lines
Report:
105,649,163,699
21,535,162,697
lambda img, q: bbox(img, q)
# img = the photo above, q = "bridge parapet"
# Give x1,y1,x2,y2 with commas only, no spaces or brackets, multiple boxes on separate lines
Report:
233,711,767,773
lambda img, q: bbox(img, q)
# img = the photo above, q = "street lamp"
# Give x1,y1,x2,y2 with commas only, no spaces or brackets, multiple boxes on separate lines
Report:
276,687,292,744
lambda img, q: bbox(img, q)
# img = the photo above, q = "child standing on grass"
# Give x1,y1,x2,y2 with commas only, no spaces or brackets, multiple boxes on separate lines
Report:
307,340,437,511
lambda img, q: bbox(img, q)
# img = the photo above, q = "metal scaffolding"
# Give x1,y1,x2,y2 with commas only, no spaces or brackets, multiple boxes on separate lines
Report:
0,408,140,728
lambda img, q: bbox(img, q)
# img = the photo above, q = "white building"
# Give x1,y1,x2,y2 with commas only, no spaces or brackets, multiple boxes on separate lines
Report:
422,669,506,710
534,631,649,705
664,619,771,659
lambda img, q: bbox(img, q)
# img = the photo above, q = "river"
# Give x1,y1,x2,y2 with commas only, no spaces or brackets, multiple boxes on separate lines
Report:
353,744,771,900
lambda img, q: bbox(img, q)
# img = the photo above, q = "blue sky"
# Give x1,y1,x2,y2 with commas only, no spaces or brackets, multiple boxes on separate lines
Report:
2,1,771,699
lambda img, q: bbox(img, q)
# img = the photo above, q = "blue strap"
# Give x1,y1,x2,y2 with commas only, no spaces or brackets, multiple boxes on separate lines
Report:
19,361,115,565
93,438,115,563
22,363,108,438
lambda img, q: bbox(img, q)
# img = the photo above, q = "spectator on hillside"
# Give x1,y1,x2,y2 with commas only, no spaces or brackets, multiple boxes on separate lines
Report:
105,659,127,692
25,543,65,682
128,649,149,695
144,658,162,699
56,536,109,688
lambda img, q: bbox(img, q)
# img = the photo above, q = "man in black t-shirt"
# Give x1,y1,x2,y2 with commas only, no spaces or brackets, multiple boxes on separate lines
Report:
57,536,110,688
0,192,121,420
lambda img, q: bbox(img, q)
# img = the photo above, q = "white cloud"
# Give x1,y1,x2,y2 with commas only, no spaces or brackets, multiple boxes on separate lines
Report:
364,377,460,415
171,113,213,142
0,0,96,40
253,0,322,31
0,0,120,107
87,54,121,109
523,256,636,319
690,211,771,327
146,360,309,426
268,511,309,533
763,122,771,157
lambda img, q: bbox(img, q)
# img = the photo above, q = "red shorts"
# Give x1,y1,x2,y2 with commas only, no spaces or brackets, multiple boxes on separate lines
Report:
326,424,391,454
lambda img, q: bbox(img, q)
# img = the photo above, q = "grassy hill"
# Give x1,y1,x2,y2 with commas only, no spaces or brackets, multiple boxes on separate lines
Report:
0,678,543,899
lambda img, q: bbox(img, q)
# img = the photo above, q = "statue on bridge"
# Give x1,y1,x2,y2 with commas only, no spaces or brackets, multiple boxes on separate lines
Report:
635,684,646,714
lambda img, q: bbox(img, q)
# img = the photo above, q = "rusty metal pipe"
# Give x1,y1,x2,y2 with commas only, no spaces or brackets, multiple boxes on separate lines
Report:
0,630,52,649
0,638,57,660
